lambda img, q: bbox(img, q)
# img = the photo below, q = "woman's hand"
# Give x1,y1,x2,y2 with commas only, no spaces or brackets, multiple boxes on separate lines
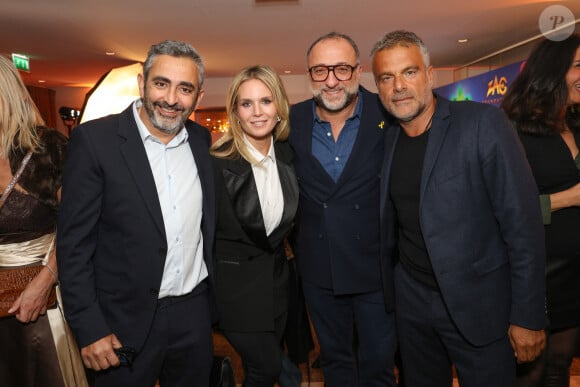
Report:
8,266,56,323
551,182,580,211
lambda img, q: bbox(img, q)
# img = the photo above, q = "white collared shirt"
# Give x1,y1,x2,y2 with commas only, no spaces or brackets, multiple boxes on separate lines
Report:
133,100,207,298
244,135,284,236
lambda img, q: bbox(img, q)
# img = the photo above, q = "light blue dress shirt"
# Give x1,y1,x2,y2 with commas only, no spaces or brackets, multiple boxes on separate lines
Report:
311,91,362,182
132,100,207,298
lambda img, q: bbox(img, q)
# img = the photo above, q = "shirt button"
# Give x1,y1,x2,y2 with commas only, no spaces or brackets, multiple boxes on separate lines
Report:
335,157,339,161
322,203,328,208
326,132,331,137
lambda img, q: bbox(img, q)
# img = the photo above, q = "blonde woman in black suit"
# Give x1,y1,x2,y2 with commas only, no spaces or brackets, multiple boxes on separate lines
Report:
210,65,300,387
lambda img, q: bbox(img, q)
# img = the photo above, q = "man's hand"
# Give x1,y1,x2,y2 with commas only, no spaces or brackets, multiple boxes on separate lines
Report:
508,324,545,363
81,333,123,370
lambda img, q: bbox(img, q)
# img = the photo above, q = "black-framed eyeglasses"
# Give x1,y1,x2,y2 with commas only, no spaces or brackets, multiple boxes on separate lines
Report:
308,64,359,82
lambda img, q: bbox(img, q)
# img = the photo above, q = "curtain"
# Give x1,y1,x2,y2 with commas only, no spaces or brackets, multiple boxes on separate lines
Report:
26,86,57,129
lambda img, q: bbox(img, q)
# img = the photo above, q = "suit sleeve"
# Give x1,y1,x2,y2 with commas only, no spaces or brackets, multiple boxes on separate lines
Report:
477,107,546,330
57,125,112,348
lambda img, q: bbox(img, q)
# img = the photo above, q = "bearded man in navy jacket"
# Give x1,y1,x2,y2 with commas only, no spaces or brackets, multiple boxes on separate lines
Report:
289,32,396,387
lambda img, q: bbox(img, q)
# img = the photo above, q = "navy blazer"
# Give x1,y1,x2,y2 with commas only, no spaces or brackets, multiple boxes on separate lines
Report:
289,87,393,308
57,105,215,350
380,96,546,346
212,141,298,332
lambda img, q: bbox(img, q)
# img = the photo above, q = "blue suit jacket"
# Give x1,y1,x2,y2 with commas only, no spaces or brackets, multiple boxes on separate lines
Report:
290,87,393,309
380,96,546,345
57,105,215,350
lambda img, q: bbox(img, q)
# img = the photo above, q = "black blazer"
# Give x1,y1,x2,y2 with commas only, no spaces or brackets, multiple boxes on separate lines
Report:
56,105,215,350
212,141,298,332
289,87,393,308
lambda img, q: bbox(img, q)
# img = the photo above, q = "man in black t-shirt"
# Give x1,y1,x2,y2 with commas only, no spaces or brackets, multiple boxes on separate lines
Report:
371,30,546,387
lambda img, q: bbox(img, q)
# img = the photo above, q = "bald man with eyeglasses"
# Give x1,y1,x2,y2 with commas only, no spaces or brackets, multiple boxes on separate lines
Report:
288,32,397,387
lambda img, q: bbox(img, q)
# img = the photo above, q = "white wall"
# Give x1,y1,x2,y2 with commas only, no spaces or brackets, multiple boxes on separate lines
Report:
433,69,455,88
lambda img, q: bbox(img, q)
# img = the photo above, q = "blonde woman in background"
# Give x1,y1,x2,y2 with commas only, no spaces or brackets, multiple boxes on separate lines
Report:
0,55,87,386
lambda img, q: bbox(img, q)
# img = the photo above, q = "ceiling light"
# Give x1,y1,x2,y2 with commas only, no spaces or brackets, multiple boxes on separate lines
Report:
105,51,116,56
38,80,46,83
458,38,469,43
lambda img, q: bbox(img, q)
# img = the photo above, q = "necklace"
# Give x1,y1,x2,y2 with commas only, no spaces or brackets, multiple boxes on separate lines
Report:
424,98,437,133
424,115,434,133
400,101,436,137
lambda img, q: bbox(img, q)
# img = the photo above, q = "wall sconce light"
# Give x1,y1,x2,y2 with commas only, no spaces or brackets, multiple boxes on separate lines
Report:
59,106,81,135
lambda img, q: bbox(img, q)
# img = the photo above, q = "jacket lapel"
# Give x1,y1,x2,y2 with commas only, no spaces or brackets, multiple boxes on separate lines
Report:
380,125,400,220
221,157,270,249
221,142,298,252
268,142,299,248
292,103,337,187
117,107,165,236
419,98,451,204
185,121,215,242
331,88,386,197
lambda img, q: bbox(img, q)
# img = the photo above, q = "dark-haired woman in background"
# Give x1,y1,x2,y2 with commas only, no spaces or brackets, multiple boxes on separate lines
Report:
502,33,580,386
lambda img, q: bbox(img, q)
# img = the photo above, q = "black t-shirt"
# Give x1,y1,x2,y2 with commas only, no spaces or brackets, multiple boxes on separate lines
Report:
390,128,438,289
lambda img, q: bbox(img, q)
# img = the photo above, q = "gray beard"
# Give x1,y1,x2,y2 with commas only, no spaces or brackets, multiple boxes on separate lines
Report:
149,113,183,135
392,99,428,124
143,99,192,135
312,86,358,113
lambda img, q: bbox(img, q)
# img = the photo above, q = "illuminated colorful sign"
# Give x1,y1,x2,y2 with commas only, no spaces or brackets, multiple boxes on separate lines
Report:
434,61,525,106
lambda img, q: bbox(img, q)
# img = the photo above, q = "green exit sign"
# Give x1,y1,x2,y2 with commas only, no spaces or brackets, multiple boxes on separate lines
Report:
12,53,30,72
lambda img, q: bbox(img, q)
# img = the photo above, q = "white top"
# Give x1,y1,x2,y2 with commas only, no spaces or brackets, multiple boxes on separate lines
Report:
244,134,284,236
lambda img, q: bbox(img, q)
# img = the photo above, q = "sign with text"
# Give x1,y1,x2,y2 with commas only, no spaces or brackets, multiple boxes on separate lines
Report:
12,53,30,72
434,61,525,106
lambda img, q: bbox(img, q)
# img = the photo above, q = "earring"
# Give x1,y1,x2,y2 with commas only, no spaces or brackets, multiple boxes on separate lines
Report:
276,116,281,122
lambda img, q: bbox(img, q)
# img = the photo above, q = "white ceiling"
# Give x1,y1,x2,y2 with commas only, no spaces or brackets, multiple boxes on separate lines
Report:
1,0,579,89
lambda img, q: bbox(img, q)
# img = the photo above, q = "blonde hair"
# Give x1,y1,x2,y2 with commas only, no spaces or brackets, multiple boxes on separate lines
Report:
211,65,290,164
0,55,44,158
